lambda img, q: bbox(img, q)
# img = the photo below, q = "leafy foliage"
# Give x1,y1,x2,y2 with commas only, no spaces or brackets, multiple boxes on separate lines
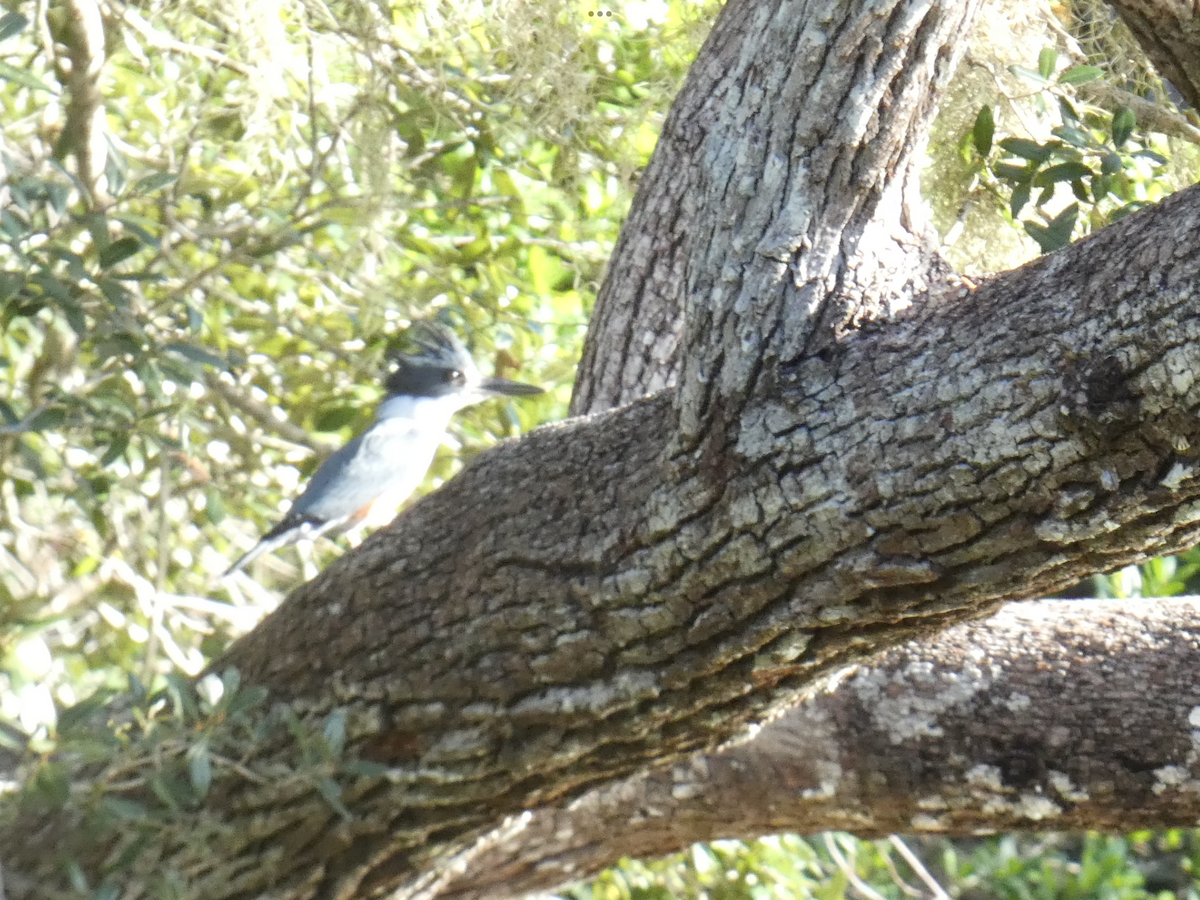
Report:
968,50,1178,254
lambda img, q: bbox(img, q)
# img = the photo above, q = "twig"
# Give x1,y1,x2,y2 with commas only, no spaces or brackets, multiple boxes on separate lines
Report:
142,421,176,685
823,833,890,900
877,840,925,898
120,8,251,75
205,374,331,452
0,403,53,435
889,836,954,900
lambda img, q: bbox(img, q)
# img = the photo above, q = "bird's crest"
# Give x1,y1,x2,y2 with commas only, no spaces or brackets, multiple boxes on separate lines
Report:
385,323,480,398
403,322,475,371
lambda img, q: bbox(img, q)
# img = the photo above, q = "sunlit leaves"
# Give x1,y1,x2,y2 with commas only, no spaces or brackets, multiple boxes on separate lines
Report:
969,51,1174,255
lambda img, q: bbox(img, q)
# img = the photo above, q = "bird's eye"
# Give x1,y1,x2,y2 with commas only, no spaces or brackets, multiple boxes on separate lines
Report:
446,369,465,384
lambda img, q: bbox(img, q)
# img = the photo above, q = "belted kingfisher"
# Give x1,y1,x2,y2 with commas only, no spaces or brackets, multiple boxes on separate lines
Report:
224,325,542,577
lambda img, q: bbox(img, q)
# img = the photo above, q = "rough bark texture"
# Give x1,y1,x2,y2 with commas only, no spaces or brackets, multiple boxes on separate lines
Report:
6,0,1200,899
440,596,1200,900
573,0,969,421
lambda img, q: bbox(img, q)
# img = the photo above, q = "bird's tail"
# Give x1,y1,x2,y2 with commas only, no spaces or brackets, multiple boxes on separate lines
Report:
222,515,330,578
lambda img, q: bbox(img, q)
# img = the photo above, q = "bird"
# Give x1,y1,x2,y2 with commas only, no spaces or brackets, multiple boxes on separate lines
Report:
224,325,543,577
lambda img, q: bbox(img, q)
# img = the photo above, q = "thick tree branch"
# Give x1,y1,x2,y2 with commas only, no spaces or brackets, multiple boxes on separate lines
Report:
441,596,1200,900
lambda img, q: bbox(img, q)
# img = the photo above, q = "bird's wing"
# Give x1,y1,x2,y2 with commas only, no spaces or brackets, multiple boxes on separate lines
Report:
224,420,439,578
291,419,436,524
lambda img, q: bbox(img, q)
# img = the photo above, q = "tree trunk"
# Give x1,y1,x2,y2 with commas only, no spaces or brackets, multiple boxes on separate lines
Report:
6,0,1200,899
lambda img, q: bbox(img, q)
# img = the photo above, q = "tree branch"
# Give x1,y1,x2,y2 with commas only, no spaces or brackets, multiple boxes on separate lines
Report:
439,596,1200,900
53,0,108,203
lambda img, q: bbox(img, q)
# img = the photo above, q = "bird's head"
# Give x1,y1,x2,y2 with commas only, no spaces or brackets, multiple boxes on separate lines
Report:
385,324,543,410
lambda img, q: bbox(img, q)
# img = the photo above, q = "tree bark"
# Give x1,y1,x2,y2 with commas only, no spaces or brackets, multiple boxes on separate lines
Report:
7,0,1200,899
438,596,1200,900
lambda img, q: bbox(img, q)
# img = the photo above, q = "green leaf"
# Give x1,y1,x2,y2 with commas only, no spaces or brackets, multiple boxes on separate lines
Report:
491,169,526,225
1058,64,1103,85
528,244,556,296
188,742,213,799
66,860,89,893
317,777,353,820
113,216,162,248
1010,182,1031,218
1034,162,1093,186
32,761,71,808
313,405,359,433
58,297,87,335
1024,203,1078,253
0,272,23,302
97,278,132,309
1038,47,1057,80
221,667,241,702
324,708,347,758
1009,64,1051,86
46,180,69,215
0,209,28,240
972,105,994,157
163,342,227,370
1112,107,1136,148
99,236,142,269
128,671,148,705
99,433,129,467
24,405,66,432
164,672,200,723
84,213,111,254
134,172,178,193
993,162,1029,184
150,770,192,810
343,760,389,778
1052,126,1096,149
1057,96,1081,124
999,138,1051,163
0,12,29,42
0,60,54,92
106,152,128,196
225,684,268,718
204,486,225,525
100,797,149,822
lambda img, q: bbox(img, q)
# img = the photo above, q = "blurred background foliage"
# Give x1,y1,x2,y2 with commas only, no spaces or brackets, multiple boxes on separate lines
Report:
1,0,1200,896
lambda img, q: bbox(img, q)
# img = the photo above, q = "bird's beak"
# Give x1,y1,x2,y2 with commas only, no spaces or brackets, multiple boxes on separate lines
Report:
479,376,544,397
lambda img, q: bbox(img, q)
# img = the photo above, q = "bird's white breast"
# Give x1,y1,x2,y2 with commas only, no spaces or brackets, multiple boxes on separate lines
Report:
351,394,463,527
